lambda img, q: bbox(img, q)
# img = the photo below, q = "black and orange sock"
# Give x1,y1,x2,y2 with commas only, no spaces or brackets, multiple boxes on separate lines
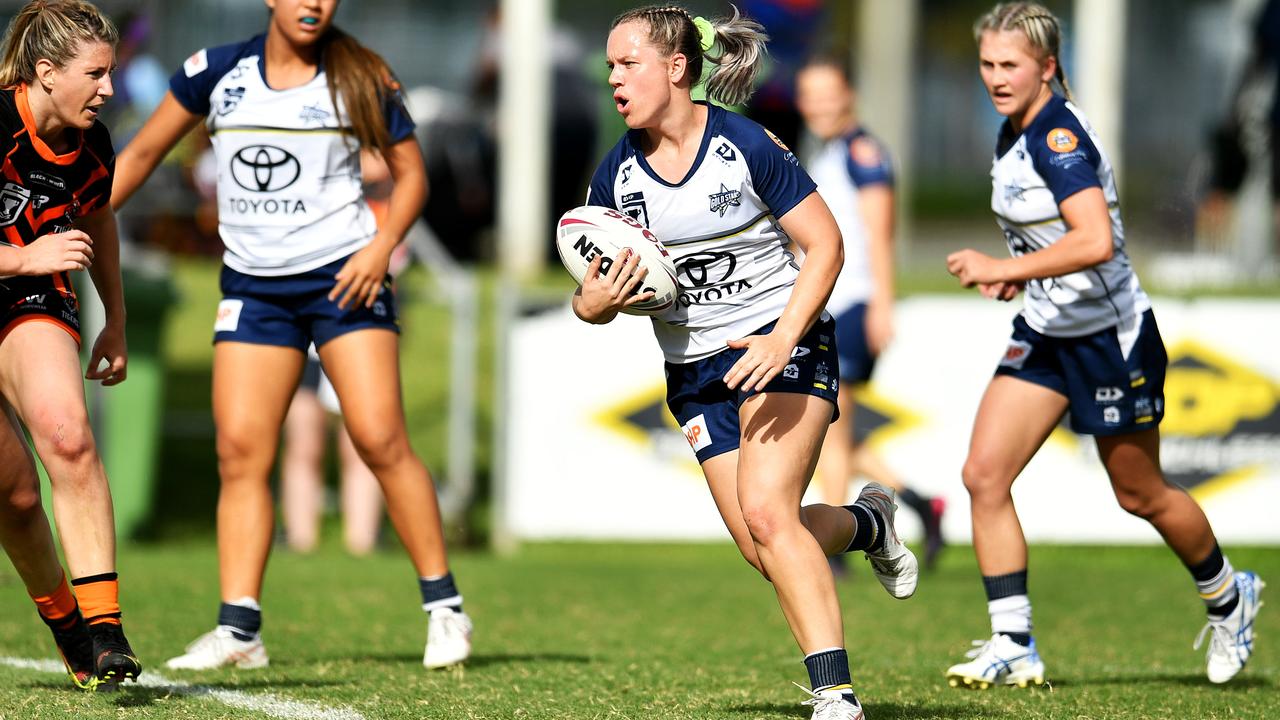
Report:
71,572,121,626
31,572,79,629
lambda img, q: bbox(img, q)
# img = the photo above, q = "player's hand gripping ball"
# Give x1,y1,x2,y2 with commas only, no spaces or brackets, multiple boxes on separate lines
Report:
555,205,678,316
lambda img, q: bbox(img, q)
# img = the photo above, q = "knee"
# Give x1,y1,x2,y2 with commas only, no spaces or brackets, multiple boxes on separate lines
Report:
0,481,43,520
740,503,790,548
32,417,96,469
1113,484,1168,520
961,455,1013,509
216,428,272,480
346,424,409,470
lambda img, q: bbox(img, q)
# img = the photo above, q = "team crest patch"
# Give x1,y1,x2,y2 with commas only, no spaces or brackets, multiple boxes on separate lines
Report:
0,182,31,226
1047,128,1079,153
764,128,791,152
183,48,209,78
849,136,883,167
218,87,245,115
708,183,742,217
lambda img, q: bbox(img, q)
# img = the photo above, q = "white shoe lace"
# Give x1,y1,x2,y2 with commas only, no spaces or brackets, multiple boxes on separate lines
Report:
963,638,995,660
183,629,222,654
1193,618,1237,660
794,683,862,720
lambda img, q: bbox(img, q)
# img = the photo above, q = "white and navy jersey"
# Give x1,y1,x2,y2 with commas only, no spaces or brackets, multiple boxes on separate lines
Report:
805,127,894,315
991,94,1149,337
170,35,414,276
587,102,817,363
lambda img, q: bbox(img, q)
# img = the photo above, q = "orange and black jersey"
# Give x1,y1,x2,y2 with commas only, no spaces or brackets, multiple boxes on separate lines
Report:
0,84,115,344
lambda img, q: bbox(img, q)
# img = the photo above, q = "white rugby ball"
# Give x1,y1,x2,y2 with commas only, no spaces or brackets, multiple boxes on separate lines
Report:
555,205,678,316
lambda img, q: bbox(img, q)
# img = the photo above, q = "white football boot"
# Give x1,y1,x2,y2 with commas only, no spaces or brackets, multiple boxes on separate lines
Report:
423,607,472,669
165,627,269,670
796,685,865,720
1195,571,1265,684
945,634,1045,689
855,483,919,599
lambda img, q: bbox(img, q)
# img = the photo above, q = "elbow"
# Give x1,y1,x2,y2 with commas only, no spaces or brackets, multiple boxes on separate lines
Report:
1091,232,1115,265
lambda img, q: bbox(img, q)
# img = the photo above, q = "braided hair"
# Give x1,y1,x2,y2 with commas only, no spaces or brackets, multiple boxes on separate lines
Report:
974,2,1072,102
611,4,768,107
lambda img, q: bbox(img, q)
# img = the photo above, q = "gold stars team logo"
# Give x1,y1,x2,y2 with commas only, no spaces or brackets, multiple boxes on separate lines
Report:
1046,127,1079,153
1160,342,1280,496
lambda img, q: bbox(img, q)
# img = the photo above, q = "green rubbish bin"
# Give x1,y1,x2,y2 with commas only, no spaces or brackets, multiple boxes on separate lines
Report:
98,265,176,538
40,264,177,539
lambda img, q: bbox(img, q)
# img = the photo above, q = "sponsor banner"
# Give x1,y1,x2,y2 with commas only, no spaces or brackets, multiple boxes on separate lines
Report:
503,297,1280,543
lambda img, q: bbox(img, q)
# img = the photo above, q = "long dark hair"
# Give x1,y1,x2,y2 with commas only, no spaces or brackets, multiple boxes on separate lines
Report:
321,27,399,153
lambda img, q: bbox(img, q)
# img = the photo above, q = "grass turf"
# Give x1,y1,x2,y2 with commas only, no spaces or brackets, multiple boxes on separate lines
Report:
0,542,1275,719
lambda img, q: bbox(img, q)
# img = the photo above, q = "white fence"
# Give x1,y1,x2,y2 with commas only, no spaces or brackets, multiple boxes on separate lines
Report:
499,297,1280,544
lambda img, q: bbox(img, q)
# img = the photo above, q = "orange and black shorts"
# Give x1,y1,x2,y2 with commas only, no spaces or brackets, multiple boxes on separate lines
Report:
0,276,80,346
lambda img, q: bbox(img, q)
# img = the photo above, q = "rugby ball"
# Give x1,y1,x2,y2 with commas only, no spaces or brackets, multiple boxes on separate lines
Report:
555,205,678,316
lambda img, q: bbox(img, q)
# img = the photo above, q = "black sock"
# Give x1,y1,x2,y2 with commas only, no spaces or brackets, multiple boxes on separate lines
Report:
420,572,463,613
982,570,1028,601
842,504,881,553
217,602,261,641
804,648,855,702
1001,632,1033,647
1186,544,1239,618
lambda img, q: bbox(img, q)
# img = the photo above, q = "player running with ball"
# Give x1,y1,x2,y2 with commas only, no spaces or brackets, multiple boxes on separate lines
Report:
574,6,917,719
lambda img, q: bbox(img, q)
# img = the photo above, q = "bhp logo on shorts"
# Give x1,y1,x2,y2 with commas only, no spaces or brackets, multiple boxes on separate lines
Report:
681,413,712,452
999,340,1032,370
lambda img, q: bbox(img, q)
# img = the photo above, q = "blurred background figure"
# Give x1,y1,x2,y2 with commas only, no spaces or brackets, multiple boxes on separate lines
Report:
1196,0,1280,267
280,152,409,557
471,4,598,260
795,55,945,576
738,0,824,149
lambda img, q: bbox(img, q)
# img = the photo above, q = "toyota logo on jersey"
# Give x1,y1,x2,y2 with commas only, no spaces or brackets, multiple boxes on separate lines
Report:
230,145,301,192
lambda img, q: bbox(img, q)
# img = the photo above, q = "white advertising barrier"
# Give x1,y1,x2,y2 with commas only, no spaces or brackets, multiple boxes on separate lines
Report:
502,296,1280,543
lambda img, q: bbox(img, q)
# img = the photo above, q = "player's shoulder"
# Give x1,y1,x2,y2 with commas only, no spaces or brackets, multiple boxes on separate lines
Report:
714,104,792,155
179,34,263,84
843,127,893,185
1026,95,1094,157
0,87,17,134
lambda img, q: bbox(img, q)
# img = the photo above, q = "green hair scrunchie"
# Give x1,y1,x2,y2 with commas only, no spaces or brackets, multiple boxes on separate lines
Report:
693,16,715,52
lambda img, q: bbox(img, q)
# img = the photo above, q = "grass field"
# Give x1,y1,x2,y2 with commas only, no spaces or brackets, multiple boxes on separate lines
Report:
0,542,1275,719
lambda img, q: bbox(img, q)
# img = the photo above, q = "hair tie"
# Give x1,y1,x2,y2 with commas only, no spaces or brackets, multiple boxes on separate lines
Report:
693,16,715,52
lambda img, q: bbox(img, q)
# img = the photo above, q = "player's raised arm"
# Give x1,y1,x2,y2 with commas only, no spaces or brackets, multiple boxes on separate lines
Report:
112,92,203,210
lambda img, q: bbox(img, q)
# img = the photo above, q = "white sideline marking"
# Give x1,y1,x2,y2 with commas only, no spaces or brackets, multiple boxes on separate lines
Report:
0,656,366,720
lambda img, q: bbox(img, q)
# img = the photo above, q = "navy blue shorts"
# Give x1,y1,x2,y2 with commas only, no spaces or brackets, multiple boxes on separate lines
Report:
995,310,1166,436
832,302,876,383
666,316,840,463
213,255,398,350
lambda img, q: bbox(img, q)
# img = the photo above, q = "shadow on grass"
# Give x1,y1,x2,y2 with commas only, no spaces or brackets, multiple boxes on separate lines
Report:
351,651,592,668
1054,673,1274,689
728,701,990,719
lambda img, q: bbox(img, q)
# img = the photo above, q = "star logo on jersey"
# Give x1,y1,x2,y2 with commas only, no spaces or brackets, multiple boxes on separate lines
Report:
0,182,31,227
218,87,245,116
299,103,330,125
1003,184,1027,203
708,183,741,217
